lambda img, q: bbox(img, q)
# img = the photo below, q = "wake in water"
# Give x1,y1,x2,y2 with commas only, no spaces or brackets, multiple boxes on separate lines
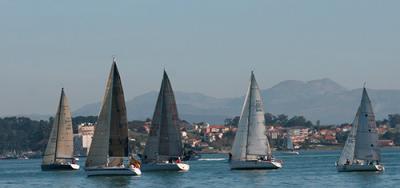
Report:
198,158,226,161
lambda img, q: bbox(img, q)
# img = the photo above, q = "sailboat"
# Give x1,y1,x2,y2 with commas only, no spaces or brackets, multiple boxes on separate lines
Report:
336,87,384,172
283,134,299,155
85,58,141,176
230,72,282,170
141,71,190,172
41,88,80,171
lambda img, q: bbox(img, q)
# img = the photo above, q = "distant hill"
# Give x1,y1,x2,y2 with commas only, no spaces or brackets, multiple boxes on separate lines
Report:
72,78,400,124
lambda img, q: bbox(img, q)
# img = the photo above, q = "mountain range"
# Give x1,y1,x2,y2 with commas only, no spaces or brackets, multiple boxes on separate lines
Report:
71,78,400,125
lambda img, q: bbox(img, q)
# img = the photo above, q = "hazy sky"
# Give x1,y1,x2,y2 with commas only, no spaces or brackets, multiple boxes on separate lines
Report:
1,0,400,116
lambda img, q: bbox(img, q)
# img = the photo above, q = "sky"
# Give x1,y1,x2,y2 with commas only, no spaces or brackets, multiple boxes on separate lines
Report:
0,0,400,116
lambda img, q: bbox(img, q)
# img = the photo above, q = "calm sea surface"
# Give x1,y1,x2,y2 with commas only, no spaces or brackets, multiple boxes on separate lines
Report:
1,149,400,188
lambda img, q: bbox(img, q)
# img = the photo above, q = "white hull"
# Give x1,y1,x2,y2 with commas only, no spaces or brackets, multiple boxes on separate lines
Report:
85,167,141,176
70,164,80,170
141,163,190,172
336,164,384,172
230,160,282,170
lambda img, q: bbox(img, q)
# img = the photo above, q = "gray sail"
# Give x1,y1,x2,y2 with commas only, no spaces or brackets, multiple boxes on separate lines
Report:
231,72,270,161
86,60,129,167
42,88,74,165
286,134,294,150
143,71,183,163
338,111,359,165
353,88,380,161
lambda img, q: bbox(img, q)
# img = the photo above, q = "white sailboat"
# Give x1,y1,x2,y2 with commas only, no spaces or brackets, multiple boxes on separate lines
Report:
336,87,384,172
230,72,283,170
41,88,80,171
283,134,299,155
85,58,141,176
141,71,189,172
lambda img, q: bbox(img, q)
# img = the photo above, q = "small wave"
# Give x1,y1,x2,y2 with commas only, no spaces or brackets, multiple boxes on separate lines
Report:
198,158,226,161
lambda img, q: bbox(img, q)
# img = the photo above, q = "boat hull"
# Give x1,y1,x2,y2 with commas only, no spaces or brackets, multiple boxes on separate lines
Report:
41,163,80,171
85,167,141,176
336,164,384,172
230,160,283,170
141,163,190,172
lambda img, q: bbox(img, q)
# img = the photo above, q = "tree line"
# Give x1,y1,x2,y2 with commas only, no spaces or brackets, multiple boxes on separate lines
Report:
0,116,97,154
2,113,400,154
224,113,314,128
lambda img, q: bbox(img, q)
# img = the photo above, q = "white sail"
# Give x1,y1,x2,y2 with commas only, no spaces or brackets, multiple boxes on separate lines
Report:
143,71,183,162
338,88,381,165
338,111,359,165
86,60,129,168
42,88,74,165
231,72,270,161
354,88,380,161
231,95,249,161
286,134,294,150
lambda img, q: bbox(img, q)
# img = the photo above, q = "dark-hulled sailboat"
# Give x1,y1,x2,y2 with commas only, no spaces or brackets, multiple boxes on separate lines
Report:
41,88,79,171
336,87,384,172
141,71,189,171
230,72,282,170
85,58,141,176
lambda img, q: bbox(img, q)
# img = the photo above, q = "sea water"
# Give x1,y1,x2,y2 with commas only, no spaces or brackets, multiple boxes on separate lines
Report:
1,149,399,188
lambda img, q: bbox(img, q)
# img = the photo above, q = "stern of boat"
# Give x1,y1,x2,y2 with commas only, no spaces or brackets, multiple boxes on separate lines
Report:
177,163,190,171
375,164,385,171
271,161,283,169
70,164,80,170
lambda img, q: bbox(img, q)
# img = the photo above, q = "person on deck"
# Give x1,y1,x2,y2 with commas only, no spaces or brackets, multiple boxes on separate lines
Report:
176,157,182,163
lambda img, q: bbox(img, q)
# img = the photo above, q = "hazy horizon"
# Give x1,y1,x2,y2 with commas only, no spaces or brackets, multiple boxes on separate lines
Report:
1,1,400,115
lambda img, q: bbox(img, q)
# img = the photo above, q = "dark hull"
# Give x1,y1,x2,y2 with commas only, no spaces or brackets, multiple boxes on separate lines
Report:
41,164,78,171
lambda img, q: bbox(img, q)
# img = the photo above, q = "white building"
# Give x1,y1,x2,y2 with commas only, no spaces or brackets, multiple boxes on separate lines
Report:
78,123,95,155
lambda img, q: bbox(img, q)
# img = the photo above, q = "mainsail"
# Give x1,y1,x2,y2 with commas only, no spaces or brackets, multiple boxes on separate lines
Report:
85,59,129,167
143,71,183,162
338,88,380,165
231,72,271,161
42,88,74,165
354,88,380,161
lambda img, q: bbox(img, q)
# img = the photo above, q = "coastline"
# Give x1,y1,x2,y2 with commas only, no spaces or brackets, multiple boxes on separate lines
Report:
196,145,400,154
